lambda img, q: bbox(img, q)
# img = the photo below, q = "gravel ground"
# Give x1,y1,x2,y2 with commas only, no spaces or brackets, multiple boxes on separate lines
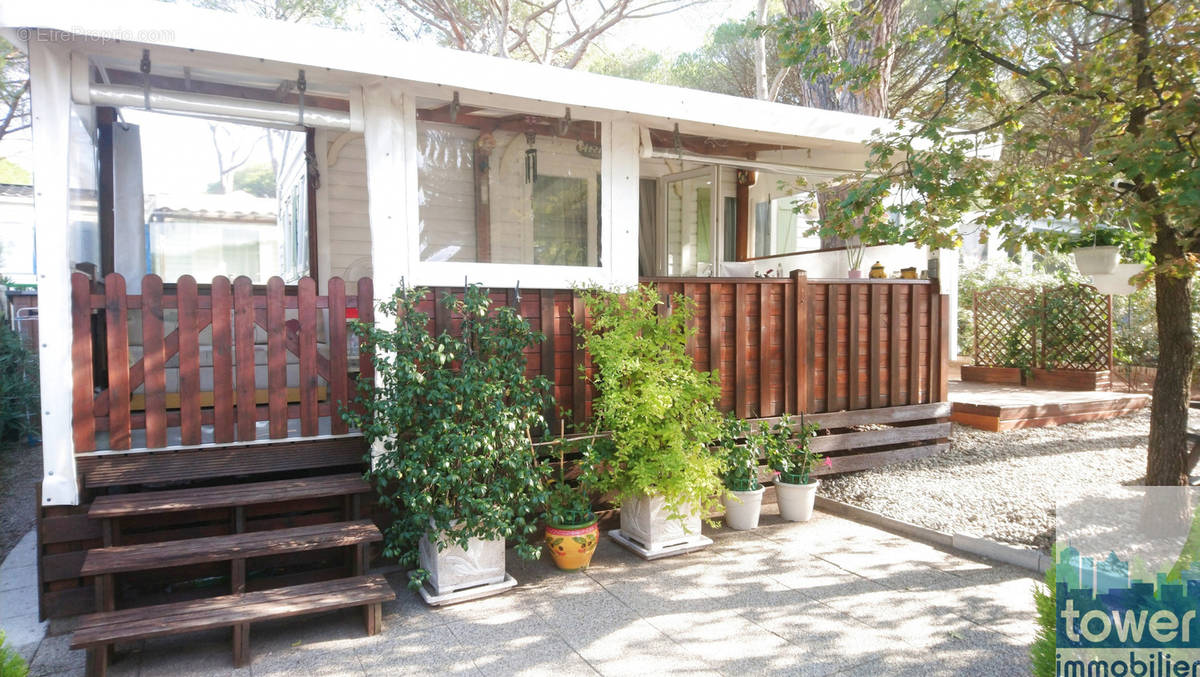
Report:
0,442,39,563
820,409,1200,554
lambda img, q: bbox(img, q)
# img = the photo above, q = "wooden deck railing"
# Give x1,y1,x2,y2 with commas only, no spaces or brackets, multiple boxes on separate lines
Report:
407,275,951,435
70,273,374,453
70,273,949,453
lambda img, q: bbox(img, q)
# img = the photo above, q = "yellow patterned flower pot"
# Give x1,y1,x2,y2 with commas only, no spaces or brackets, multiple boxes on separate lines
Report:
545,518,600,571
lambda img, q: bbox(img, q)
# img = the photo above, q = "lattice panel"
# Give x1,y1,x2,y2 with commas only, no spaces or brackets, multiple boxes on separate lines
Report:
1041,284,1111,371
973,287,1037,368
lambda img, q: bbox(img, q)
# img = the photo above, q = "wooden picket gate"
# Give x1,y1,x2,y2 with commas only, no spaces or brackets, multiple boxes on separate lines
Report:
70,273,374,453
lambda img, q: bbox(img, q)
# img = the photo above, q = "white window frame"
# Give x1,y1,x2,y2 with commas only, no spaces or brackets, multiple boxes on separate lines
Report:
657,165,720,277
406,118,635,290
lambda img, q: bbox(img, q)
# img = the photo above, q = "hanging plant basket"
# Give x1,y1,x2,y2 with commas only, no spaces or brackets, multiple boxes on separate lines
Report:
1073,246,1120,275
1088,263,1146,296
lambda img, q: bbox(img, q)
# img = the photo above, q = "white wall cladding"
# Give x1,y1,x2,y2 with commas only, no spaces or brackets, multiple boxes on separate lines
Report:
323,133,372,283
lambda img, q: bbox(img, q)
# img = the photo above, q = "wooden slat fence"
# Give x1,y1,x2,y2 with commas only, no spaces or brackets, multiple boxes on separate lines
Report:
70,273,373,453
410,276,950,432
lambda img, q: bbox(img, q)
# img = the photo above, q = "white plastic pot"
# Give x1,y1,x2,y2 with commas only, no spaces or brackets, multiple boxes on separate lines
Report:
619,493,702,551
1089,263,1146,296
775,479,819,522
722,486,766,530
418,526,506,596
1073,246,1120,275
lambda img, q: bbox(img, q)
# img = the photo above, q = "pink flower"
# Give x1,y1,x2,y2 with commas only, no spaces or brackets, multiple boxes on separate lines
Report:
824,457,833,468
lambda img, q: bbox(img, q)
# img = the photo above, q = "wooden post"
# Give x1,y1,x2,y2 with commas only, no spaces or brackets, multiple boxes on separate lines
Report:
869,284,882,409
735,283,749,418
758,285,770,417
299,278,319,436
848,284,861,410
177,276,202,446
572,293,587,429
825,284,839,413
790,270,809,414
328,277,349,435
709,283,725,404
104,274,131,451
211,277,235,444
71,274,96,452
784,280,796,414
939,292,951,402
267,277,287,439
540,291,559,432
889,285,902,406
909,284,922,404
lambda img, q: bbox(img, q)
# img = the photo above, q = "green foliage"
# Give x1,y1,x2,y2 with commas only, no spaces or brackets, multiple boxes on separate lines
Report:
543,439,597,528
761,415,822,485
232,163,276,198
1031,565,1056,677
773,1,1200,280
0,631,28,677
576,285,725,520
958,255,1085,357
715,416,757,492
344,284,551,589
0,158,30,184
0,324,37,444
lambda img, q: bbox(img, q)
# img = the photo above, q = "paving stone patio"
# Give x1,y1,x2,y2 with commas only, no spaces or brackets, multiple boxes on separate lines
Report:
19,507,1038,676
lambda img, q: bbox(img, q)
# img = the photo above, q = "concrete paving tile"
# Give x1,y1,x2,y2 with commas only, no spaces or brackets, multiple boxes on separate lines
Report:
637,609,790,674
138,628,250,677
817,586,982,649
26,633,85,677
447,613,599,676
356,622,482,676
557,616,720,676
248,609,371,676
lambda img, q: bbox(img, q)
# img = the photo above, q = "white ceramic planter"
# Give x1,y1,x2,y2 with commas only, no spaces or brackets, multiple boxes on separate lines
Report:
619,493,702,551
418,528,506,596
1073,246,1120,275
722,486,765,530
775,479,819,522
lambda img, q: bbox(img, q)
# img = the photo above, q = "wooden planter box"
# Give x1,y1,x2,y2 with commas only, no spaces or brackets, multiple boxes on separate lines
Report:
1027,368,1111,392
961,366,1023,385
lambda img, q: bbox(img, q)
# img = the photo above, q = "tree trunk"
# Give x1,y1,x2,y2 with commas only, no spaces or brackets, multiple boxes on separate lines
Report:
1147,249,1194,486
754,0,770,100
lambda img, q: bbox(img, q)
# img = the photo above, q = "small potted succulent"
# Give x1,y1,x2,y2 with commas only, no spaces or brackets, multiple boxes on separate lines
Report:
716,416,765,531
764,415,826,522
543,440,600,571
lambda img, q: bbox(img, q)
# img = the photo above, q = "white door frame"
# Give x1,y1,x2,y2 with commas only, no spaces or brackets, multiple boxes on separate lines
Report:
656,165,720,277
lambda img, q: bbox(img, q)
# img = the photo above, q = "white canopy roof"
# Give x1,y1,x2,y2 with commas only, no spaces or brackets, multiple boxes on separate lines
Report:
0,0,895,153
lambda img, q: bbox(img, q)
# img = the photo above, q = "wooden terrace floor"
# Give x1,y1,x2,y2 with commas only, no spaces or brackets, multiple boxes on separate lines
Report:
948,380,1149,431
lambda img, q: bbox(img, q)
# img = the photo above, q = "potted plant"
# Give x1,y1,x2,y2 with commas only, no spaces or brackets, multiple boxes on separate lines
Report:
716,416,765,531
764,415,826,522
345,283,552,603
577,284,725,558
845,240,867,278
542,438,599,571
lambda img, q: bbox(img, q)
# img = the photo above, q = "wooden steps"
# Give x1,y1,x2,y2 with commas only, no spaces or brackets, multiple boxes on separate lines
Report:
72,472,392,677
71,574,392,648
81,520,381,576
88,473,370,518
73,574,391,674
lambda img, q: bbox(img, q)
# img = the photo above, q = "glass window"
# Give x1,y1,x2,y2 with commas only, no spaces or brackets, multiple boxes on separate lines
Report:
417,117,602,267
126,110,308,283
748,171,820,258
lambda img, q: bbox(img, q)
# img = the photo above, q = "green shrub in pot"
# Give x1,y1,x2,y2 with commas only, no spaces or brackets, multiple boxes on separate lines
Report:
344,283,552,591
763,415,825,522
576,284,725,529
